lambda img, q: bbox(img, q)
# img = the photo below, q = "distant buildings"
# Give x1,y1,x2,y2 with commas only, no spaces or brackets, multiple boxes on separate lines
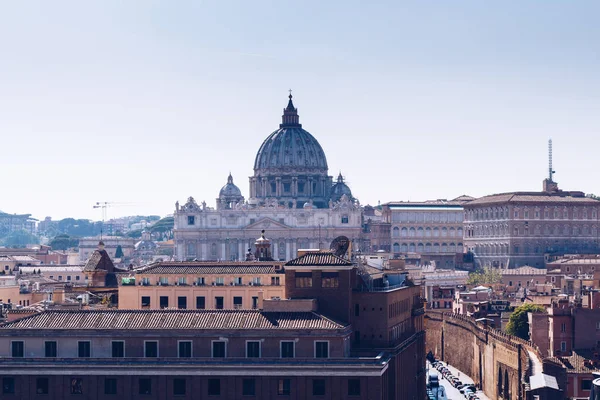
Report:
382,197,472,268
78,236,135,262
0,210,36,235
464,178,600,269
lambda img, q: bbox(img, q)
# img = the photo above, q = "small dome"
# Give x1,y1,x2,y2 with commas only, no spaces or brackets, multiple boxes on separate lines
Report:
219,173,242,198
303,202,314,209
330,173,353,202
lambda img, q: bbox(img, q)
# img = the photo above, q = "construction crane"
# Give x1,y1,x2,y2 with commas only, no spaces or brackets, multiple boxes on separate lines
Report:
93,202,136,239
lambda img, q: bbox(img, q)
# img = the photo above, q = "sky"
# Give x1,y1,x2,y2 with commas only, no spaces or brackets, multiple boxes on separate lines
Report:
0,1,599,221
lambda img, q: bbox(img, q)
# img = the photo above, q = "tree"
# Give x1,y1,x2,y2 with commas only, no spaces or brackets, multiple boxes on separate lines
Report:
467,267,502,285
505,303,546,340
115,245,124,259
49,234,79,250
2,230,39,247
127,229,144,239
150,217,174,240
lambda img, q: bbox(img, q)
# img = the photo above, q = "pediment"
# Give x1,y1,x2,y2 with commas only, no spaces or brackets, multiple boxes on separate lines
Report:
245,217,288,230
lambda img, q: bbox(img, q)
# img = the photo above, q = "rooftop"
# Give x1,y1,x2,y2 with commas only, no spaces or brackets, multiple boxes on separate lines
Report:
549,349,600,374
466,191,598,206
285,252,353,267
501,266,548,276
0,309,347,331
136,261,284,275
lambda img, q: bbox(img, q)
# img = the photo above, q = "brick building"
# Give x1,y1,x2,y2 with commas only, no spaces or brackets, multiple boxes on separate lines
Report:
0,247,426,399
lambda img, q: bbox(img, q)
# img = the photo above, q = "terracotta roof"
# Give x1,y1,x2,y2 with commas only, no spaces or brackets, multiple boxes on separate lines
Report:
285,252,353,267
137,262,283,275
549,349,600,374
0,309,346,331
501,266,547,276
466,191,599,206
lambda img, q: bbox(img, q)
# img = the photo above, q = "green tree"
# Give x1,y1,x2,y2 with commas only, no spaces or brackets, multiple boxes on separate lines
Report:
115,245,124,258
505,303,546,340
150,217,174,240
2,230,39,247
49,234,79,250
127,229,144,239
467,267,502,285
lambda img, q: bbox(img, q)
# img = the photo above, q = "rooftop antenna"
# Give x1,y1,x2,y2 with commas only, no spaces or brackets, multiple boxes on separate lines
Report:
548,139,555,182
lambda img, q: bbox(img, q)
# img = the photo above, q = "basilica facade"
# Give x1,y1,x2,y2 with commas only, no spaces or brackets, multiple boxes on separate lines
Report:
173,95,363,261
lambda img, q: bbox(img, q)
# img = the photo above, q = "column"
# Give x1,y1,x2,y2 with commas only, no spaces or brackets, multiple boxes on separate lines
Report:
276,177,282,197
238,242,244,261
221,242,226,261
286,241,291,260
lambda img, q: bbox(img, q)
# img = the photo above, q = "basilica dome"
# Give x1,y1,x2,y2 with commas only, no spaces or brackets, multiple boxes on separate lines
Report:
253,94,328,173
330,173,353,202
219,173,242,198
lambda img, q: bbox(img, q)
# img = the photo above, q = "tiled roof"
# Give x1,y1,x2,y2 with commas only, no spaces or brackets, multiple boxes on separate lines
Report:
137,262,283,275
466,191,599,205
285,252,353,267
501,266,547,276
549,349,600,374
0,309,346,331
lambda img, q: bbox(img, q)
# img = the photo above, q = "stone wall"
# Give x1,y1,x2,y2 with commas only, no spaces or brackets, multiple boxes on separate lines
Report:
425,310,559,400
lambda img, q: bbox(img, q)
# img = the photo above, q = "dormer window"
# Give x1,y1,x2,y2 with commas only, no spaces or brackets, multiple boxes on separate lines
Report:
187,216,195,225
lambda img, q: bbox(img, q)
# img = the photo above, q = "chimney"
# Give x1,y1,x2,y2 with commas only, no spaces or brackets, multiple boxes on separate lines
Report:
258,291,264,310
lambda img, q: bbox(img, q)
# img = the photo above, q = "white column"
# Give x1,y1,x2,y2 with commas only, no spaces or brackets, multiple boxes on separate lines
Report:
221,242,226,261
286,242,291,260
238,242,244,261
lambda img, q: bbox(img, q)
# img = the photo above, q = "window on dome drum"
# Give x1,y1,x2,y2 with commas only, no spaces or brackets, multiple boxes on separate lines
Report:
2,377,14,394
208,379,220,396
111,341,124,358
246,341,261,358
212,341,226,358
78,341,91,358
315,341,329,358
242,379,256,396
187,216,195,225
313,379,326,396
348,379,361,396
71,378,83,394
178,341,192,358
139,378,152,395
173,378,186,396
321,272,339,288
11,341,23,357
278,379,291,395
36,378,49,395
295,271,312,287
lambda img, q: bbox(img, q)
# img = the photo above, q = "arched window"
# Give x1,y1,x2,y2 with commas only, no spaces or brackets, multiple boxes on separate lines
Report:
417,227,424,237
409,243,416,252
457,227,463,238
433,243,440,253
504,370,509,399
401,243,408,252
449,227,455,237
393,227,400,237
211,243,217,258
409,228,416,237
449,243,456,253
441,227,447,237
425,243,432,252
393,243,400,253
401,227,408,237
417,243,424,252
433,228,439,237
426,227,432,237
441,243,448,253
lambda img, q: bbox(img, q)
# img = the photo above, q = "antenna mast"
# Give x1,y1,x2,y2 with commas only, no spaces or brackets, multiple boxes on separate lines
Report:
548,139,554,182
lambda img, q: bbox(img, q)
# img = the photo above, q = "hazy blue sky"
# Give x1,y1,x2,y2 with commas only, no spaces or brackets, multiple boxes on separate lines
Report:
1,1,598,221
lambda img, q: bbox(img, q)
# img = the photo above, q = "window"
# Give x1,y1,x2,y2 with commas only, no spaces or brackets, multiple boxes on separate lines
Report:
139,378,152,395
112,341,125,358
178,296,187,309
78,341,91,358
252,277,261,286
234,277,243,285
215,296,224,309
173,378,186,396
70,378,83,394
560,341,567,352
178,341,192,358
234,296,243,309
208,379,220,396
348,379,361,396
141,296,150,307
36,378,49,394
242,379,256,396
295,272,312,288
196,277,205,285
212,341,226,358
11,341,23,357
67,276,71,281
321,272,339,288
246,341,261,358
252,296,259,309
196,296,206,309
281,341,295,358
159,277,169,285
278,378,291,395
145,341,158,357
313,379,326,396
104,378,117,395
341,215,349,224
582,379,593,391
2,377,14,394
315,341,329,358
187,216,195,225
561,323,566,333
271,276,280,285
216,277,225,285
160,296,169,309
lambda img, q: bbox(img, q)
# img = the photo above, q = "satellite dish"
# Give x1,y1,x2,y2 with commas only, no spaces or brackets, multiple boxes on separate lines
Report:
330,236,350,257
